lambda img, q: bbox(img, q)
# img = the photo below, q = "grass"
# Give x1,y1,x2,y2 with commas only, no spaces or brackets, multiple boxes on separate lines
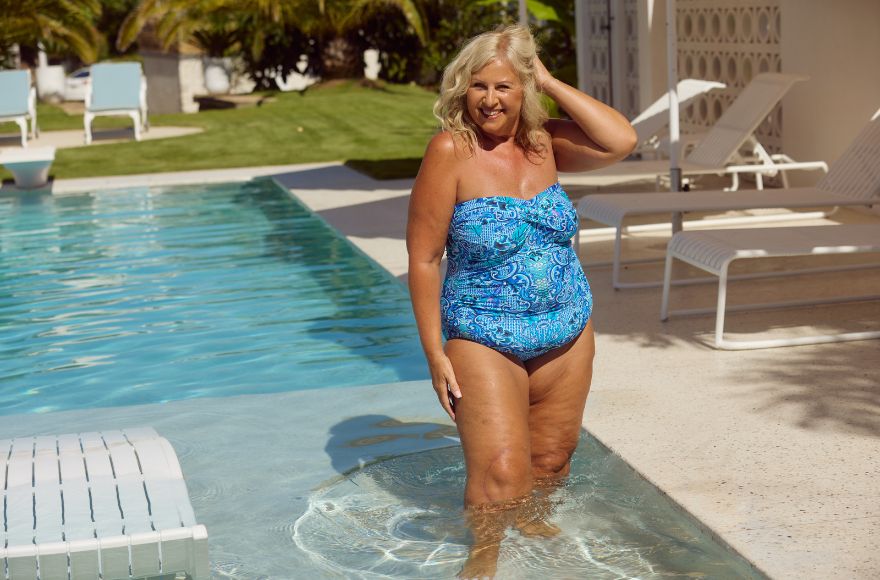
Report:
0,81,438,181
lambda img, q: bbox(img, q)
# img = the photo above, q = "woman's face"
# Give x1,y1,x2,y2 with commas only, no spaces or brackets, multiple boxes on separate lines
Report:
465,58,523,140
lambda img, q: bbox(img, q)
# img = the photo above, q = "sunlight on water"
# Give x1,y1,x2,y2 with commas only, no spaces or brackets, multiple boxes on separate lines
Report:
0,180,426,414
293,435,764,579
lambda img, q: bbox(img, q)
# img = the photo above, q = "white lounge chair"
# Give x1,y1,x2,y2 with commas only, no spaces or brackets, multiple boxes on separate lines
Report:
1,427,209,579
84,62,148,145
0,70,38,148
560,73,827,191
660,225,880,349
630,78,725,159
578,108,880,289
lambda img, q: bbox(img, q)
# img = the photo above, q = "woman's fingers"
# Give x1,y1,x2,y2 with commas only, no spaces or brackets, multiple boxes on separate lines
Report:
434,380,456,421
430,355,462,421
533,56,553,90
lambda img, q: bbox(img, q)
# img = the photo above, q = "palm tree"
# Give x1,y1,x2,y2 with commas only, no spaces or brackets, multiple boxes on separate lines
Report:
117,0,427,59
0,0,102,64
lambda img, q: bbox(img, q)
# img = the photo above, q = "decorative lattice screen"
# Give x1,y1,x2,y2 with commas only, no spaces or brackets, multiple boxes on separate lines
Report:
677,0,782,151
583,0,782,151
623,0,641,119
586,0,611,106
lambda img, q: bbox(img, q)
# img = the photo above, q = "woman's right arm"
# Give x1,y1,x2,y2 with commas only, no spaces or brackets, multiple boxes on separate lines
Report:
406,132,462,421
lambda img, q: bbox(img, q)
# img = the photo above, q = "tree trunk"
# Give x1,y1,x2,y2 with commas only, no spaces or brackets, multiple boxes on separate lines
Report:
321,36,360,79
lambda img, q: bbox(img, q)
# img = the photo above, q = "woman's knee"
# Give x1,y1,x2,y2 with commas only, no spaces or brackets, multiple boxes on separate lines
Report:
466,448,533,504
531,446,576,478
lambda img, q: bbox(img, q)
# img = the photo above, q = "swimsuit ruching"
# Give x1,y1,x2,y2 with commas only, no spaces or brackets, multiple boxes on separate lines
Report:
441,182,593,361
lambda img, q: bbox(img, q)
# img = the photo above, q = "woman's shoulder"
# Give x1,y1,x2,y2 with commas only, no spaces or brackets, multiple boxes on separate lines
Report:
426,130,456,154
425,130,473,164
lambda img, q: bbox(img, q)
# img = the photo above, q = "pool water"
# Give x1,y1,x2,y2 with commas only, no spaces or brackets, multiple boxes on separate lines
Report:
294,433,765,579
0,180,426,414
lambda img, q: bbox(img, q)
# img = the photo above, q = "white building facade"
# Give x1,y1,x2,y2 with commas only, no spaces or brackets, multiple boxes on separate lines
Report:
575,0,880,186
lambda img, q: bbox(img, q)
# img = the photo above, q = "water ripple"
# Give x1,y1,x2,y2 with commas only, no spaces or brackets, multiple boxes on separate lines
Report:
292,440,763,579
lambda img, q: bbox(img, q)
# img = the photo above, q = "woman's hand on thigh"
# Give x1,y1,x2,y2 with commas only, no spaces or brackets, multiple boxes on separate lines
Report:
427,352,462,421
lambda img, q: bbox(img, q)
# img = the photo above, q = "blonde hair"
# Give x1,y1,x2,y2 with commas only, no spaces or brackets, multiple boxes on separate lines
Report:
433,25,548,156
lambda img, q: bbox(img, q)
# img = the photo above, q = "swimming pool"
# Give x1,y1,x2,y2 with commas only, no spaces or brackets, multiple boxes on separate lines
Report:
295,432,765,579
0,179,426,414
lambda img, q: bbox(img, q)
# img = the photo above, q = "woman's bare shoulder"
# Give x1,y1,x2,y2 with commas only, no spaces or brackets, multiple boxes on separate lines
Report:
425,130,469,161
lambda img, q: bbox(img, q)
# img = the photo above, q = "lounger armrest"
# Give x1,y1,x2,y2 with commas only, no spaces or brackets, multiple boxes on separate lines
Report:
725,160,829,174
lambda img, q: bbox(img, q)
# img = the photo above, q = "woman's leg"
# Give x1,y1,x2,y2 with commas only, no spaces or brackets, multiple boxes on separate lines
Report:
445,338,531,579
519,321,596,535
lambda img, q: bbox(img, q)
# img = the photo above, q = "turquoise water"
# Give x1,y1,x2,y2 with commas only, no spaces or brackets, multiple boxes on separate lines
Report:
295,433,765,579
0,180,426,414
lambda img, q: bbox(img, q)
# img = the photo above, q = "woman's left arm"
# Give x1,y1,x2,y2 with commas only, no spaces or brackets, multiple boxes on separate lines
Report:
537,58,638,173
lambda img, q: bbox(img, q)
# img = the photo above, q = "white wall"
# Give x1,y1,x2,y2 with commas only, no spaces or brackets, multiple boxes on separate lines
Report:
781,0,880,186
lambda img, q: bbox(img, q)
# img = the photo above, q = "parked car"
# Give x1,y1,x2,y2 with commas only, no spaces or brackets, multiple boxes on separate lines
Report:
64,67,90,101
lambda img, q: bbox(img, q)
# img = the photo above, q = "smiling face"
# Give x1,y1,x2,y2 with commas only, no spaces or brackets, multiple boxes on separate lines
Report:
465,58,523,141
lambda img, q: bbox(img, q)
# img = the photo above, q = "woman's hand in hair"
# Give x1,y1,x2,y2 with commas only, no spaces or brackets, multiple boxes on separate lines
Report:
533,56,554,92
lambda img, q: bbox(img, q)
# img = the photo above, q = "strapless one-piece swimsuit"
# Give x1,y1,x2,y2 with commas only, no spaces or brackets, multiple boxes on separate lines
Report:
441,182,593,361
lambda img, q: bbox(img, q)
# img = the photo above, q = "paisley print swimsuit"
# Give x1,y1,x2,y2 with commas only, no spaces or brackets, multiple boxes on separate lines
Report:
441,182,593,361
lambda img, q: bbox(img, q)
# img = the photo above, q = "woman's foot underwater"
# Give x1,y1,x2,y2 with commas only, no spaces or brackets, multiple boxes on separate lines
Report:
458,542,500,579
517,517,562,538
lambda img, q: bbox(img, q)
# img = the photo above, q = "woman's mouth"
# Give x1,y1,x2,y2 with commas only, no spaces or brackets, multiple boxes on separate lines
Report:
479,107,503,120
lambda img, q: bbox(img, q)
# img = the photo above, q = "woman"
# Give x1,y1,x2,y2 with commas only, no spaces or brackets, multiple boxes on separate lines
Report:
406,25,636,578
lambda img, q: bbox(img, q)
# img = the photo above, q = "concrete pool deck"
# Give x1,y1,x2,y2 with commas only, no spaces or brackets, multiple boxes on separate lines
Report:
2,161,878,578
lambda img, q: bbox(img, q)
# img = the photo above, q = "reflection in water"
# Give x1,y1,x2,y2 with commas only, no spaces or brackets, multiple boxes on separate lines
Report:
294,435,765,579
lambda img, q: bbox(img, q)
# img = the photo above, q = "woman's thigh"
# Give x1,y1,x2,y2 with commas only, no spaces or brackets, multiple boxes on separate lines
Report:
445,338,532,506
525,320,596,478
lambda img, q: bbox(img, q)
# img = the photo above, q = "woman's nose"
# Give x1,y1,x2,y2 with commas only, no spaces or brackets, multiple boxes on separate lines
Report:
483,88,499,106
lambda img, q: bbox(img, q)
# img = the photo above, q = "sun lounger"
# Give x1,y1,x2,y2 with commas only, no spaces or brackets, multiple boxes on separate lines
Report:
84,62,148,145
560,73,827,191
660,225,880,349
630,79,725,159
0,427,209,579
578,109,880,288
0,70,38,148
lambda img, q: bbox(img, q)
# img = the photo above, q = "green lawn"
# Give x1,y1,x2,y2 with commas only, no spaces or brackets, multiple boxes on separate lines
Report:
0,81,437,181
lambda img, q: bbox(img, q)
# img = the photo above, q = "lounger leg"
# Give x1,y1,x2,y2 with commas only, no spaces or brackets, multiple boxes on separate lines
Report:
726,172,740,192
755,172,764,190
660,252,675,321
130,111,142,141
84,112,94,144
16,118,27,147
714,263,731,349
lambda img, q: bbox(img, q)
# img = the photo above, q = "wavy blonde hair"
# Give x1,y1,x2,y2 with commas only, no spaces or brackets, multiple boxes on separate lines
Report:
433,25,548,156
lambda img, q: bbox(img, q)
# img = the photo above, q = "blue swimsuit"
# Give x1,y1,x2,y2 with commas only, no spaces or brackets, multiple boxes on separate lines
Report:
441,182,593,361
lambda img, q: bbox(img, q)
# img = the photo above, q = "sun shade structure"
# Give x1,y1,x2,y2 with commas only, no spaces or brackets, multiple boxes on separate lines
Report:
578,108,880,289
84,62,149,145
0,70,38,148
560,73,827,191
1,427,209,579
660,224,880,350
